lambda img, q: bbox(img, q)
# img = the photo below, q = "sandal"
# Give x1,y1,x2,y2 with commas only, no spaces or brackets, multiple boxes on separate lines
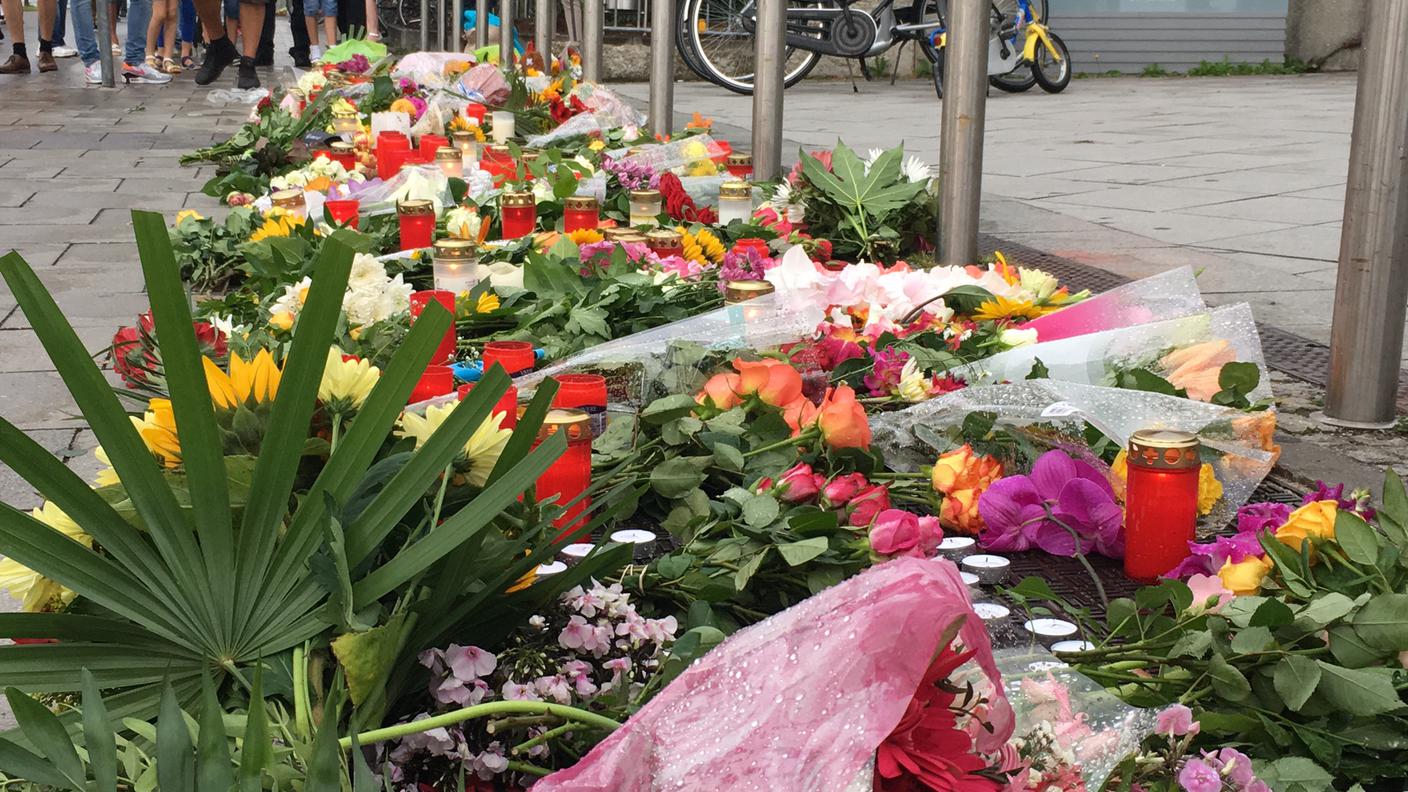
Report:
163,56,180,73
180,54,195,69
145,54,158,69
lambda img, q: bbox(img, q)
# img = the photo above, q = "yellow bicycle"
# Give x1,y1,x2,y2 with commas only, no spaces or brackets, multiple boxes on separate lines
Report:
932,0,1071,97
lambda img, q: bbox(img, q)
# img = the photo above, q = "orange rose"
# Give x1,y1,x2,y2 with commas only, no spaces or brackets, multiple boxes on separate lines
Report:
930,445,1003,535
1275,500,1337,556
816,384,871,450
698,373,742,410
1160,340,1238,402
733,358,803,407
781,397,820,435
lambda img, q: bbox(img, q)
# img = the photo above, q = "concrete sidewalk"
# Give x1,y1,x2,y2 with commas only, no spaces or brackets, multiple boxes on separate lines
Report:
616,74,1382,360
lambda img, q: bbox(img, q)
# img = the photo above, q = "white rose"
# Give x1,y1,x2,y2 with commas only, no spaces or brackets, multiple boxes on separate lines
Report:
999,327,1038,348
1018,267,1058,301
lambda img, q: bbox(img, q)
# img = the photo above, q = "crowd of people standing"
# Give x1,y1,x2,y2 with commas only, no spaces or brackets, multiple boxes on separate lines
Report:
0,0,380,87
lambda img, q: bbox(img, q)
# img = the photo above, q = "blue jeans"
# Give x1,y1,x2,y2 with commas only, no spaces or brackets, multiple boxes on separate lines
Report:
68,0,99,64
50,0,67,46
177,0,194,43
303,0,334,17
122,0,151,65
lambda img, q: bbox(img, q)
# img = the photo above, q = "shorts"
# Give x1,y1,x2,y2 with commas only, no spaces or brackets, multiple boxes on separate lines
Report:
303,0,335,16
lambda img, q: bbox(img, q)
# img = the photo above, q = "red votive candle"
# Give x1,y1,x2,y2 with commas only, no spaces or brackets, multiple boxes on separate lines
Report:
534,409,594,540
552,373,608,438
409,364,454,404
325,198,360,229
377,133,411,180
397,199,437,251
329,141,357,170
1123,429,1202,583
562,195,600,233
458,381,520,429
500,191,537,239
466,104,487,124
410,289,458,365
419,133,449,161
725,151,753,180
482,340,536,376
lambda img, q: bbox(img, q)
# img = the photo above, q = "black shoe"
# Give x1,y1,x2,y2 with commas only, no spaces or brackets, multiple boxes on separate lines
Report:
194,35,236,85
291,51,311,68
236,56,259,89
253,53,273,67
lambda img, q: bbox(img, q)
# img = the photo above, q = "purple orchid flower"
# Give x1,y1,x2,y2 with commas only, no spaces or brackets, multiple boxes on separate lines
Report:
1304,480,1376,521
1164,531,1266,578
977,450,1123,558
1235,501,1292,535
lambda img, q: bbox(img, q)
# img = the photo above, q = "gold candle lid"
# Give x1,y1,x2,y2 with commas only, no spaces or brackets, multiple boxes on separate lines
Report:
645,228,683,245
726,151,752,166
487,144,512,157
332,107,357,118
330,141,355,152
629,189,661,202
397,199,435,216
538,408,592,441
433,238,478,259
500,190,535,208
451,131,478,146
719,180,752,199
723,279,776,303
564,195,599,210
1128,429,1200,470
270,189,305,208
435,146,463,162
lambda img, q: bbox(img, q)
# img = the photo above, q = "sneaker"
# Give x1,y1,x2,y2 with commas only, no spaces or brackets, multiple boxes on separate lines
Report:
193,35,236,85
83,60,102,83
121,61,171,84
236,56,258,89
309,44,323,61
51,45,77,58
292,51,311,68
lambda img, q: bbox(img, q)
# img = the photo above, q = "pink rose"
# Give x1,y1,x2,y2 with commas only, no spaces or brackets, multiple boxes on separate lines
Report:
916,515,942,556
846,484,891,527
1155,704,1199,737
776,462,822,503
869,509,939,558
823,473,867,506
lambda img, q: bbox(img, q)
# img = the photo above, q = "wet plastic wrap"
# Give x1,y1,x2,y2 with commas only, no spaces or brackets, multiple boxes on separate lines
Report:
534,556,1014,791
870,380,1278,531
525,85,646,148
392,51,479,90
956,303,1274,406
1026,267,1206,342
605,134,728,177
344,165,453,216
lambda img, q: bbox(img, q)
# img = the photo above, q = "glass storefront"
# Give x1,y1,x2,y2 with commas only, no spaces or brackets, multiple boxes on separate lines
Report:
1057,0,1288,11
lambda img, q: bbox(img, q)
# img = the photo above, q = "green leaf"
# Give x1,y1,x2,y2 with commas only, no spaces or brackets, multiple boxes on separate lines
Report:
1335,510,1381,565
1255,757,1333,791
650,457,711,499
713,443,745,472
656,626,726,688
0,736,72,789
1207,654,1251,702
1217,360,1261,393
640,394,700,425
1313,662,1404,715
1352,593,1408,651
1005,577,1059,602
733,548,768,591
238,667,268,792
1382,468,1408,532
156,683,195,792
1298,593,1356,628
304,695,342,792
331,614,408,707
1249,598,1295,629
777,537,829,567
1230,625,1273,654
1169,631,1211,659
6,686,84,787
1328,624,1386,668
81,669,119,792
1272,655,1321,712
196,673,234,791
350,728,378,792
741,494,780,528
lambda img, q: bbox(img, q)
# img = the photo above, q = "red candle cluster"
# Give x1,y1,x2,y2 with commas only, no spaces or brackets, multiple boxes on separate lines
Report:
409,289,458,366
534,409,594,541
397,200,436,251
377,132,411,180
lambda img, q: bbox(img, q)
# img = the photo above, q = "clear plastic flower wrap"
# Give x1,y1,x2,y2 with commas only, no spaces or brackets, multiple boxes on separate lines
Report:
953,647,1159,791
392,51,479,89
870,380,1278,531
1026,266,1206,342
525,85,646,148
956,303,1274,406
345,164,454,217
679,174,729,208
605,134,728,177
409,92,474,138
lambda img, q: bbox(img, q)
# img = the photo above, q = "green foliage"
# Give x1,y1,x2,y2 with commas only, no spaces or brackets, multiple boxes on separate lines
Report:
794,139,933,262
1140,63,1170,77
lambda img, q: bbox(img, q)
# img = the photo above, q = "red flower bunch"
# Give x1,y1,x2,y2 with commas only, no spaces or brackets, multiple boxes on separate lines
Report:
877,640,1002,792
112,311,228,388
657,172,718,225
549,94,588,125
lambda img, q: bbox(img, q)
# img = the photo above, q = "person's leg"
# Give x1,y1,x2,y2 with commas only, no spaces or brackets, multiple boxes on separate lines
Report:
162,1,174,59
144,0,160,59
191,0,236,82
0,0,29,72
362,0,376,38
50,0,65,47
69,0,98,64
287,0,307,64
34,0,57,69
177,0,194,58
235,0,263,88
108,2,118,48
301,3,315,49
121,0,170,79
252,0,269,63
320,1,332,45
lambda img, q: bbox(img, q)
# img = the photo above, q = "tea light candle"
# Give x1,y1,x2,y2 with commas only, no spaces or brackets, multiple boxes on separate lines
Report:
960,571,980,587
972,602,1011,622
1051,640,1095,654
490,110,515,143
936,536,976,560
961,554,1011,585
610,529,658,561
536,560,568,577
332,109,359,141
1022,618,1080,645
560,543,594,565
435,146,464,179
453,130,480,167
717,180,753,225
628,189,662,227
432,239,478,293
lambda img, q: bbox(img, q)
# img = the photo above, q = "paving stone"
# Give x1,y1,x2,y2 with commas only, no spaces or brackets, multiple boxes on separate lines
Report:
0,428,80,510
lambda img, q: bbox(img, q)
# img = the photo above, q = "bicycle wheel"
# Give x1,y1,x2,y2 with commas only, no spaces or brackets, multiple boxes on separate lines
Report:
1032,30,1070,93
683,0,825,95
675,0,716,85
990,66,1034,92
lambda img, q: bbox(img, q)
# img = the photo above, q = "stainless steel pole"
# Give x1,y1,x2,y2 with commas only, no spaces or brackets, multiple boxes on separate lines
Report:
582,0,603,81
94,0,115,87
452,0,465,50
1323,0,1408,428
937,0,988,267
500,0,515,63
535,0,551,57
647,0,674,134
476,0,490,48
437,0,447,49
750,0,785,180
420,0,431,50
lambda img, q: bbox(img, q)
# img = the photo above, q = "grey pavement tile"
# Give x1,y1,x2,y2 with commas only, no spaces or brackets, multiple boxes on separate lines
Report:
1055,162,1225,186
0,428,80,509
0,371,84,430
1282,185,1348,201
0,224,136,245
0,162,62,178
1177,195,1347,226
0,190,35,208
24,191,188,211
0,246,69,269
1196,222,1344,263
1057,184,1260,213
1148,167,1345,196
0,208,100,226
56,243,140,267
0,178,121,194
0,325,114,372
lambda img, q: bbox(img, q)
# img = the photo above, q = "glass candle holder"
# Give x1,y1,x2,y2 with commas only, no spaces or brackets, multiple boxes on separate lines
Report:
332,110,359,141
644,228,684,258
534,409,593,540
961,554,1012,585
409,290,458,365
432,238,479,293
397,199,437,251
324,198,360,229
1124,429,1201,583
458,381,520,429
482,340,536,376
452,130,480,167
490,110,515,143
465,103,487,125
718,180,753,225
435,146,464,179
328,141,357,170
499,191,537,239
409,364,454,404
482,144,514,186
723,279,775,305
376,132,411,180
552,373,608,438
628,189,662,227
725,151,753,179
562,195,600,232
270,189,307,220
418,133,449,161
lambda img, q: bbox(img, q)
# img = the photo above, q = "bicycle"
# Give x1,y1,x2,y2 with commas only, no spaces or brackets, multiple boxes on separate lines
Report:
930,0,1071,97
675,0,947,95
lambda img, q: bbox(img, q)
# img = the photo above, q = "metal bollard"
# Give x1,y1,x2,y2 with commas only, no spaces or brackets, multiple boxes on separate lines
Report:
476,0,490,48
749,0,785,180
583,0,603,81
452,0,464,50
535,0,552,59
94,0,115,87
437,0,446,50
420,0,431,50
647,0,675,134
937,0,988,268
500,0,515,64
1323,0,1408,428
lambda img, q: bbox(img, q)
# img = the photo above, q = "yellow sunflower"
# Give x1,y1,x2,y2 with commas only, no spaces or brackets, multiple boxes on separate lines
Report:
567,228,604,246
133,398,182,468
471,292,501,314
396,403,512,488
249,209,308,243
679,226,725,265
204,349,284,410
0,502,92,612
972,295,1043,323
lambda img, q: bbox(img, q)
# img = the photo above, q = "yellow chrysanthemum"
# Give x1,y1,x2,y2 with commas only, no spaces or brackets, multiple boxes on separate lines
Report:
588,140,606,152
471,292,501,314
319,347,380,417
389,98,418,116
567,228,604,246
249,210,308,243
972,295,1043,323
396,403,512,488
133,398,182,468
204,349,283,410
0,502,92,612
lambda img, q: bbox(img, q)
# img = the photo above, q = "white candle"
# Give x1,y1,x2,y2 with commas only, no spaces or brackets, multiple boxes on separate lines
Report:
535,561,568,577
937,536,976,559
491,111,515,143
960,571,980,587
610,529,658,560
433,260,477,294
961,554,1011,585
1051,640,1095,653
560,543,594,565
717,180,753,225
1022,618,1079,643
972,602,1010,621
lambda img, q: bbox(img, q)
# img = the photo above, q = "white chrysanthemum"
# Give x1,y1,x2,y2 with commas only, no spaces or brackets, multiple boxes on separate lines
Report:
1018,267,1059,301
296,68,327,94
349,253,387,285
901,155,930,184
772,181,807,224
0,502,91,612
446,206,483,241
896,358,931,403
319,346,381,416
397,403,513,487
270,277,313,318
